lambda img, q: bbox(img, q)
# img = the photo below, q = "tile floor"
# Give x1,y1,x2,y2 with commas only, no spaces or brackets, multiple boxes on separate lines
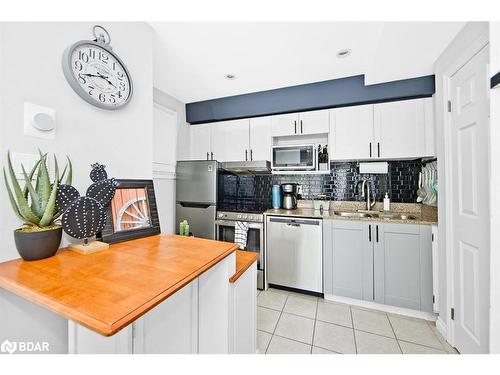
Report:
257,288,458,354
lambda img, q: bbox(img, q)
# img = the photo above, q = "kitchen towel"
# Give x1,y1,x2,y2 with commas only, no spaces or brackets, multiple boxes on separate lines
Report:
234,221,249,249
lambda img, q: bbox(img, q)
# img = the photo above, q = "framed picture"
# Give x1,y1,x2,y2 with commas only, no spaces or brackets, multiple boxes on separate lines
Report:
100,179,161,243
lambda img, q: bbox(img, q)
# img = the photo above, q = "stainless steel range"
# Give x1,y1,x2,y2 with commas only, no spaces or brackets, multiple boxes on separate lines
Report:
215,210,265,290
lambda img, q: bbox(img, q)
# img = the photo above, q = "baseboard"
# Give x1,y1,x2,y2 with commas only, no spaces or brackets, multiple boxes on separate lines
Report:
436,317,448,338
324,294,438,321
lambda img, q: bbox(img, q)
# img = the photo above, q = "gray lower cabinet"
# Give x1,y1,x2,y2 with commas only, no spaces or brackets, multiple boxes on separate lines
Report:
323,220,433,312
323,220,373,300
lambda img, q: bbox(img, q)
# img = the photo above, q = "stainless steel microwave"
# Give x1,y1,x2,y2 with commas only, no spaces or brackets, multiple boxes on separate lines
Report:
271,144,317,171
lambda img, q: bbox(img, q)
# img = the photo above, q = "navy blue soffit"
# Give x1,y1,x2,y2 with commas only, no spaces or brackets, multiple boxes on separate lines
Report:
185,74,436,124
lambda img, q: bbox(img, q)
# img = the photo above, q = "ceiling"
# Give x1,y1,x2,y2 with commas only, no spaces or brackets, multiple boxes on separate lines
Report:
151,22,465,103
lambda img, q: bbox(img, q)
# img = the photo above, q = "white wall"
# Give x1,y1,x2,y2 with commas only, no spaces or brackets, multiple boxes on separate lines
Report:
489,22,500,354
0,22,154,352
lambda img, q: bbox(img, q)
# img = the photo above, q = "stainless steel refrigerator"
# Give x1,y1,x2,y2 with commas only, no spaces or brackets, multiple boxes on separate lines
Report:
175,160,218,239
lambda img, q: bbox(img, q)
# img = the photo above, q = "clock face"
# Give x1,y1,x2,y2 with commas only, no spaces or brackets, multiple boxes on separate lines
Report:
67,43,132,109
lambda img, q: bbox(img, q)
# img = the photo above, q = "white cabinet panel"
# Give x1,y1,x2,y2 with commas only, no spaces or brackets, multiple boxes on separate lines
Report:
299,109,329,135
374,98,428,159
271,113,299,136
229,263,257,354
249,117,272,160
198,252,235,353
211,119,250,162
68,322,132,354
133,280,198,354
330,104,374,160
190,124,212,160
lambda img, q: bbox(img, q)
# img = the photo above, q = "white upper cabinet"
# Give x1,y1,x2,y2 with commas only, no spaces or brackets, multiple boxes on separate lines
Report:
299,110,330,135
249,117,272,160
271,110,329,137
271,113,299,136
374,98,434,159
190,124,212,160
330,104,374,160
211,119,250,162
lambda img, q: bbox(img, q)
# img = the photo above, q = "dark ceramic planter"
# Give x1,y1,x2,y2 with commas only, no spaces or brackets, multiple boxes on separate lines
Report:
14,227,62,261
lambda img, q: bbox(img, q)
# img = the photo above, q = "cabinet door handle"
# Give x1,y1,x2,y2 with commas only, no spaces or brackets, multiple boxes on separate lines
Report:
250,149,253,160
368,224,372,242
369,143,372,158
211,152,214,160
206,152,209,160
294,120,297,134
376,225,379,243
245,149,248,161
300,120,303,134
377,142,380,157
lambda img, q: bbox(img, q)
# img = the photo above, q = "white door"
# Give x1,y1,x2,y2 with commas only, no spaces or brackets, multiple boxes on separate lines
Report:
153,104,177,234
249,117,272,160
449,46,490,354
211,119,250,161
298,109,329,135
271,113,299,136
190,124,212,160
329,104,374,160
374,98,427,159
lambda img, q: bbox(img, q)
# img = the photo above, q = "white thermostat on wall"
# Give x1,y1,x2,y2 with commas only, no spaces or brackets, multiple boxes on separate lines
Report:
24,102,56,139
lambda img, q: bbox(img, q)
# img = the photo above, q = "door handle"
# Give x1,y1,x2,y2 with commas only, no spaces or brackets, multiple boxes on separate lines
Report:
300,120,303,134
211,152,214,160
294,120,297,134
377,142,380,157
368,224,372,242
250,149,253,160
206,152,209,160
376,225,379,242
245,149,248,161
369,143,372,158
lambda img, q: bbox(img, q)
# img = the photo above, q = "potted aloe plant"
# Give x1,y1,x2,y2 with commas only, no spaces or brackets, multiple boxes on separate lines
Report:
3,151,72,261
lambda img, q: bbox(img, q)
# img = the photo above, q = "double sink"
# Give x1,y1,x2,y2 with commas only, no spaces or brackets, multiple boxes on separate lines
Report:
333,211,417,221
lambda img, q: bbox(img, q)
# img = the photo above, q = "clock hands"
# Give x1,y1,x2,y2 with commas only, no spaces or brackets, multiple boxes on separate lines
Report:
96,72,117,88
82,72,116,88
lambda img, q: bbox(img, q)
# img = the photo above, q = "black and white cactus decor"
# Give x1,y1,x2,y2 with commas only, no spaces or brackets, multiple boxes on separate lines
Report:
60,163,117,243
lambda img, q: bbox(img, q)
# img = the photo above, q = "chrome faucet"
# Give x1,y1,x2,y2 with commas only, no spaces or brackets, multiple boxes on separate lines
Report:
359,180,376,211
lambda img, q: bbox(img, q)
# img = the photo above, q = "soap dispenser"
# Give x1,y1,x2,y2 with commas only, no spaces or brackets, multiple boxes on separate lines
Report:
383,193,391,212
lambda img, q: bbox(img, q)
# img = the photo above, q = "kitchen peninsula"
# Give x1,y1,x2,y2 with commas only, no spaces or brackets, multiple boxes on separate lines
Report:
0,235,258,354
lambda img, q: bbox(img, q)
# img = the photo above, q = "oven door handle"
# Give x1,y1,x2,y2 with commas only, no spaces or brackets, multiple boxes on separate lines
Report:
215,220,263,229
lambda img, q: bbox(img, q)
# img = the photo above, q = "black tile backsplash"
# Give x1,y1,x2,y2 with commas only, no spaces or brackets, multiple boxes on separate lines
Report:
218,160,422,210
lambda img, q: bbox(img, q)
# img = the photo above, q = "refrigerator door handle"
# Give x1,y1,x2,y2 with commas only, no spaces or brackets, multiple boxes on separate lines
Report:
178,202,213,209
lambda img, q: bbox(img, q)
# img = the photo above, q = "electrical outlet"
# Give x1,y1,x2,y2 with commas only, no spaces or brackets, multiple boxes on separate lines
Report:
297,185,303,195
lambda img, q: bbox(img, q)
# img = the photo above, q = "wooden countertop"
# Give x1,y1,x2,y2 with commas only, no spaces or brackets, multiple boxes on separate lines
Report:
0,235,238,337
230,250,258,283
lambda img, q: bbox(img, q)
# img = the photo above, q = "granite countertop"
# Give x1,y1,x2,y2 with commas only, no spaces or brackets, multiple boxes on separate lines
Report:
264,201,438,225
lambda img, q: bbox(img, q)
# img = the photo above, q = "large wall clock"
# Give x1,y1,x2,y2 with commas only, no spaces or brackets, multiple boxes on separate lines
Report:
62,25,133,110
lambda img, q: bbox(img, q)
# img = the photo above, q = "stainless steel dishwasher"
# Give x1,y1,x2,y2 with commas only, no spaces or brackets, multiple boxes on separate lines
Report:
266,216,323,293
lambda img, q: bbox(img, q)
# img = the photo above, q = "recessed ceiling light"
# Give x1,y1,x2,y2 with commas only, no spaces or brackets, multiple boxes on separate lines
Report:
336,49,351,58
225,74,236,80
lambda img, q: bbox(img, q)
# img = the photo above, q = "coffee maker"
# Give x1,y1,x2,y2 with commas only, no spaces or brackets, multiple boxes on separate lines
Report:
281,183,298,210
